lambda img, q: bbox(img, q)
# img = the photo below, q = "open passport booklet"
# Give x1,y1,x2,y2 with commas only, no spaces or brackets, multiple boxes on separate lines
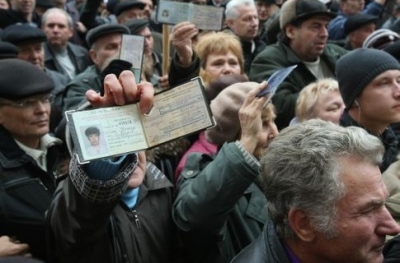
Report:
66,77,215,164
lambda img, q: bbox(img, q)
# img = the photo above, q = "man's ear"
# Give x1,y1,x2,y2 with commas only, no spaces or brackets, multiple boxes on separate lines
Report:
89,49,97,65
225,18,235,29
288,208,316,242
285,25,296,40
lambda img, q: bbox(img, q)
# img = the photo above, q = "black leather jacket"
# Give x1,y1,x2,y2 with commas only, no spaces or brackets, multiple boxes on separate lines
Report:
231,220,291,263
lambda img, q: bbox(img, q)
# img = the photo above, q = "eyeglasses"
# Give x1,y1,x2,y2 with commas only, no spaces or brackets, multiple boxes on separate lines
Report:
0,94,55,109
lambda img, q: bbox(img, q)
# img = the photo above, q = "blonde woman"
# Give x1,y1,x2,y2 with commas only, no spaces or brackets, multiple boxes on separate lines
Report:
292,78,345,125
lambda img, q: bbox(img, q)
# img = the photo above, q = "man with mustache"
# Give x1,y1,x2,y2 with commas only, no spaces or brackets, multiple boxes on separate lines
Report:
249,0,347,130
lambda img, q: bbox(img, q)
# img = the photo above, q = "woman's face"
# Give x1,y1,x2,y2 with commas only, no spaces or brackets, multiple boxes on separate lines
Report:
313,90,345,124
204,50,241,83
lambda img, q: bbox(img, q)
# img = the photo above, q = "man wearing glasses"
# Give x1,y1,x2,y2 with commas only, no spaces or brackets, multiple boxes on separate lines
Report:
0,59,70,261
328,0,387,40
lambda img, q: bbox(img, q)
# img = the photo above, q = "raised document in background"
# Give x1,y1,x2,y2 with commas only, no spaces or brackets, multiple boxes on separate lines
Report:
155,0,224,31
119,34,145,84
66,77,215,164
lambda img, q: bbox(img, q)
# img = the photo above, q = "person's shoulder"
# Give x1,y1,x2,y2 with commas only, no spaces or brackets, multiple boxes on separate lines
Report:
70,65,98,82
144,162,174,189
253,42,284,62
67,42,89,55
324,43,348,57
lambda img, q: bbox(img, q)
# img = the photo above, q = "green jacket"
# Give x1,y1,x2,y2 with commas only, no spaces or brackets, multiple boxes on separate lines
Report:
249,41,347,129
62,65,102,112
173,142,268,263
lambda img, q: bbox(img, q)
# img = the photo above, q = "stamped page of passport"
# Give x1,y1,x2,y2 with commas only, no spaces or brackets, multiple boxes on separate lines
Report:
256,65,297,98
66,77,215,164
156,0,224,31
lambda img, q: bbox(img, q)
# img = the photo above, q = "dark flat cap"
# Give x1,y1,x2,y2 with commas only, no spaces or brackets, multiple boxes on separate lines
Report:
344,13,378,35
1,24,46,45
114,1,146,16
0,41,18,59
86,24,130,47
124,19,149,35
0,59,54,100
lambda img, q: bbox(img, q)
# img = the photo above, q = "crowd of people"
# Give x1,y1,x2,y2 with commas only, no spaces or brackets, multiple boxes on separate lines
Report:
1,0,400,262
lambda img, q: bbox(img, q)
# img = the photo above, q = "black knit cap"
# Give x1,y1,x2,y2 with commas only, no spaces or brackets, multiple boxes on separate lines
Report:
85,24,130,47
0,41,18,59
344,13,378,35
1,24,46,45
114,1,146,16
124,19,149,35
336,48,400,109
0,59,54,100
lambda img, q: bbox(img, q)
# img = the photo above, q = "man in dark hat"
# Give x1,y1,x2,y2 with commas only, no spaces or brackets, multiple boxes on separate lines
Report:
328,0,386,41
1,24,69,130
343,13,378,50
249,0,347,130
115,0,146,23
62,23,130,112
125,19,168,92
0,59,69,261
337,48,400,172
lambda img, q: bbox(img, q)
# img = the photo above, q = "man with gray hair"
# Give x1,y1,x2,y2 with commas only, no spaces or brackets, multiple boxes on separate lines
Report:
225,0,266,74
42,8,91,81
232,119,400,262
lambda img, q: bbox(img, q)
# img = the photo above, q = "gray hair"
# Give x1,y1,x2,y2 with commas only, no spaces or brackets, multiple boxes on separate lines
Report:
225,0,255,20
260,119,384,239
42,8,74,29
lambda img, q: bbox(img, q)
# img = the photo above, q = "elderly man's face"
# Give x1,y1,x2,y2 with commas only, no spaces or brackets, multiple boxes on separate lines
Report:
226,5,259,42
17,42,44,69
90,33,122,71
308,156,400,262
0,94,51,148
42,10,73,49
286,15,330,62
118,8,145,24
